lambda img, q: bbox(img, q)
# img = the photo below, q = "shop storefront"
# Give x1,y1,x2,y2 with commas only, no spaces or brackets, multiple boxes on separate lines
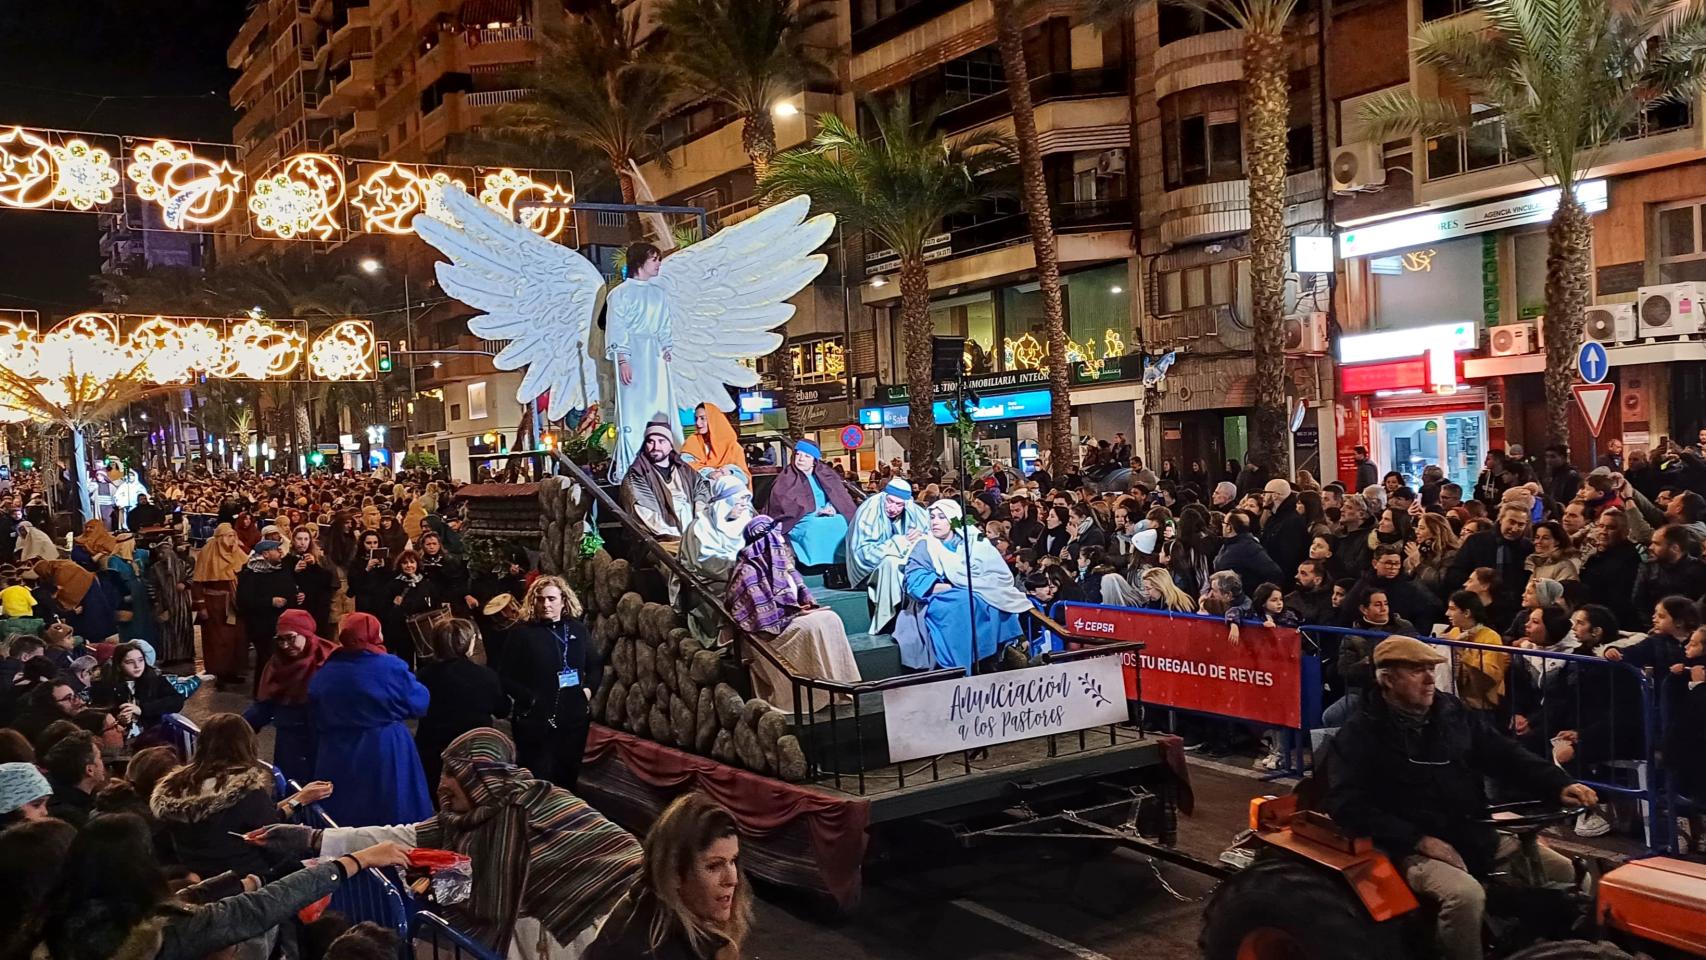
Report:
1333,180,1610,475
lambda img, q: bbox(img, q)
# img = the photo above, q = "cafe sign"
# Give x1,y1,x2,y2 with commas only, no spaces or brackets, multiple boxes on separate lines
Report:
882,656,1129,762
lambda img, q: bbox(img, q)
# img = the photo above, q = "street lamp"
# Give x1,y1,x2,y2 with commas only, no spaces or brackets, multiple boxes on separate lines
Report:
359,258,382,274
771,100,799,117
359,258,417,451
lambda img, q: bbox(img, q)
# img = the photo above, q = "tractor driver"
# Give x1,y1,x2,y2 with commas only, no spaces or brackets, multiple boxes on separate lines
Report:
1322,636,1599,960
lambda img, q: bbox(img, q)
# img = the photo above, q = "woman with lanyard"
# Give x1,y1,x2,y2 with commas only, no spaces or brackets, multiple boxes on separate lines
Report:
499,575,601,790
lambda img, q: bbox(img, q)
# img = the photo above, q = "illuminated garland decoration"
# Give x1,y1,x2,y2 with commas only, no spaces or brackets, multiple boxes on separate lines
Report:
306,319,375,380
0,122,579,243
249,153,347,240
478,167,574,242
0,313,374,386
126,140,244,229
0,127,120,211
352,162,468,235
1002,328,1131,375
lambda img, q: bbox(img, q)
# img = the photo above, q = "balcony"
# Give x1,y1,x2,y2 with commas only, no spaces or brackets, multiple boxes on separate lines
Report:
851,0,977,54
1158,170,1324,246
465,88,532,108
935,68,1126,137
324,56,375,113
1153,27,1243,99
637,90,836,200
327,5,371,59
336,109,380,149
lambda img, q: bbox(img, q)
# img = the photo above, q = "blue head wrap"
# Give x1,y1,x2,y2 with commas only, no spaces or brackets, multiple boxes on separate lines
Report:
794,440,823,460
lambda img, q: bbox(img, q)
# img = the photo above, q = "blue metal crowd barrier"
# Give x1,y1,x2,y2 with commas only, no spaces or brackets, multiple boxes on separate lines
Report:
1043,601,1683,853
412,911,504,960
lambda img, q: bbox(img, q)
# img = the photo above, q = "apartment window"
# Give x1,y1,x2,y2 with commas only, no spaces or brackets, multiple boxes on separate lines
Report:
1158,5,1233,45
1656,199,1706,283
941,48,1005,108
1161,88,1243,189
1421,0,1474,21
467,381,489,420
1156,259,1249,317
792,337,846,382
450,403,463,421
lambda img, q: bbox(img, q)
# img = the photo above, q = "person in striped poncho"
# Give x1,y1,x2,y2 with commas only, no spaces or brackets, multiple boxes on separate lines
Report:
256,727,642,957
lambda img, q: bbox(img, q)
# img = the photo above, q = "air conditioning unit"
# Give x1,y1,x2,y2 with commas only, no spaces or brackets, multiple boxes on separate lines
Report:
1583,302,1636,344
1488,322,1538,357
1330,141,1386,192
1095,149,1127,177
1637,282,1705,338
1282,311,1329,354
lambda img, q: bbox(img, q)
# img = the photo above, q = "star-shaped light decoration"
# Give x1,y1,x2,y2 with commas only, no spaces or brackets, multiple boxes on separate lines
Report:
127,140,244,229
0,127,56,209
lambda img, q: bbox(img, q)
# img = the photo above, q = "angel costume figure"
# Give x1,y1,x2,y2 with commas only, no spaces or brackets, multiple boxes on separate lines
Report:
764,440,855,568
413,186,833,491
894,499,1031,674
846,478,928,634
606,242,678,481
681,473,753,588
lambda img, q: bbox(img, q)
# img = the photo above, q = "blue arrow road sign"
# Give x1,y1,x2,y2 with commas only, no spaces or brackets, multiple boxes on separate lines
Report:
1576,340,1609,384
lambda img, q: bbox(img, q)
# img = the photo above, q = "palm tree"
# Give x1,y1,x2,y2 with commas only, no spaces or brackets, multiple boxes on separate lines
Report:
655,0,833,186
1360,0,1706,445
990,0,1073,474
494,1,675,209
1090,0,1298,476
762,97,1015,473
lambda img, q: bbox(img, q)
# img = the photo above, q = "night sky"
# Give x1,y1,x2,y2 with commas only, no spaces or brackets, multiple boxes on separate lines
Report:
0,0,248,319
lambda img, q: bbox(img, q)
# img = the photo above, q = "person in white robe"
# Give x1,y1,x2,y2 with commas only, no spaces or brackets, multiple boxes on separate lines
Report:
15,521,58,563
845,478,928,634
605,241,679,483
681,474,752,590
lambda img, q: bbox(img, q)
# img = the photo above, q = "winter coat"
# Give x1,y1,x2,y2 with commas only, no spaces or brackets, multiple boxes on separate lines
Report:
419,551,468,601
1212,533,1283,594
1331,524,1373,581
307,649,433,827
149,764,292,880
1633,556,1706,629
500,617,601,738
587,889,732,960
1580,541,1644,631
415,657,509,786
234,563,298,646
92,670,186,728
283,552,337,635
1322,691,1572,878
1259,497,1308,586
1355,572,1443,635
1446,531,1533,614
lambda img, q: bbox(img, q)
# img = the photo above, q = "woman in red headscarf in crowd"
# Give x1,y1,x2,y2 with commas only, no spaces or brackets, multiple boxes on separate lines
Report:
306,612,433,826
243,609,336,785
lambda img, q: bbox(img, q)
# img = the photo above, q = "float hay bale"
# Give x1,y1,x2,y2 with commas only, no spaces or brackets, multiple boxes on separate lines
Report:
612,639,636,685
648,703,673,746
633,639,656,685
670,694,695,746
733,724,768,773
640,603,677,642
688,649,721,685
713,684,745,729
616,592,644,635
711,729,736,764
605,680,629,726
775,735,807,781
695,688,717,753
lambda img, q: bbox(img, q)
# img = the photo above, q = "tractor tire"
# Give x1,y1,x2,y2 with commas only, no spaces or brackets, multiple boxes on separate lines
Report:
1502,941,1644,960
1199,850,1409,960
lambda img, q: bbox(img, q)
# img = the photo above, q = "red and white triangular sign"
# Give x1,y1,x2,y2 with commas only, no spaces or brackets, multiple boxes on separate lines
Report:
1572,382,1617,438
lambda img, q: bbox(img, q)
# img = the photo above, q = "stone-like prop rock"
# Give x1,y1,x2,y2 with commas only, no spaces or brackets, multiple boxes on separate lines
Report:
775,735,808,781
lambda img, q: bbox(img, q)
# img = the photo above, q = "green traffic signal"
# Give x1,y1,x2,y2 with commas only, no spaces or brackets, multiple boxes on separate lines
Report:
19,458,34,469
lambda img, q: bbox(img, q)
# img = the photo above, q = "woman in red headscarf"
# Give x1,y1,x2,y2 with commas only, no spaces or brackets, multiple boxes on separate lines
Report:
307,612,433,826
243,608,336,785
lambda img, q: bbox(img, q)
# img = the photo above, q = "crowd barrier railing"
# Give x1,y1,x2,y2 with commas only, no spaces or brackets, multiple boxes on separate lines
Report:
1044,603,1681,853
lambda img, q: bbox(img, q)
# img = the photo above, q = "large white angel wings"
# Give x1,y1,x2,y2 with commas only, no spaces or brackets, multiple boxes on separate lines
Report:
413,186,835,422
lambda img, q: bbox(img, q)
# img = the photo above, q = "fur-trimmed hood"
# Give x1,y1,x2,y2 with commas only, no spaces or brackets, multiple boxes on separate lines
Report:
149,764,273,823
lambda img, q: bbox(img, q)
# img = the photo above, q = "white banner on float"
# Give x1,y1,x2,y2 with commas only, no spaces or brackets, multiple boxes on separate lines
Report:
882,657,1129,763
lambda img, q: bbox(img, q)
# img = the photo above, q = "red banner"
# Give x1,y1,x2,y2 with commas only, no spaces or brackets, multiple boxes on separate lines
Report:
1058,604,1305,728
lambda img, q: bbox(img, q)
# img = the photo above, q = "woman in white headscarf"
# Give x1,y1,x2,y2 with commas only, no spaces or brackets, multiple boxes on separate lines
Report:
893,499,1031,673
681,474,753,590
14,521,57,563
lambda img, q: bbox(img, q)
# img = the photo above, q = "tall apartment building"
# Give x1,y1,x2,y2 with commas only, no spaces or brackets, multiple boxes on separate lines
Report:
633,0,1147,470
1312,0,1706,485
223,0,585,480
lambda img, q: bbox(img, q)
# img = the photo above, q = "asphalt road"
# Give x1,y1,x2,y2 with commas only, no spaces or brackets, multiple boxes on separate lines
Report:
188,680,1285,960
741,759,1275,960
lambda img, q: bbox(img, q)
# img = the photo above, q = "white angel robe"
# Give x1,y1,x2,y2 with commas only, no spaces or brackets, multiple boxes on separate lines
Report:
845,495,928,634
606,276,680,482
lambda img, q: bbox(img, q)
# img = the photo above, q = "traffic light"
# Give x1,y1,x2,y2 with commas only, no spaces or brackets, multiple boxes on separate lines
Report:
18,458,33,469
308,450,325,468
376,340,393,373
